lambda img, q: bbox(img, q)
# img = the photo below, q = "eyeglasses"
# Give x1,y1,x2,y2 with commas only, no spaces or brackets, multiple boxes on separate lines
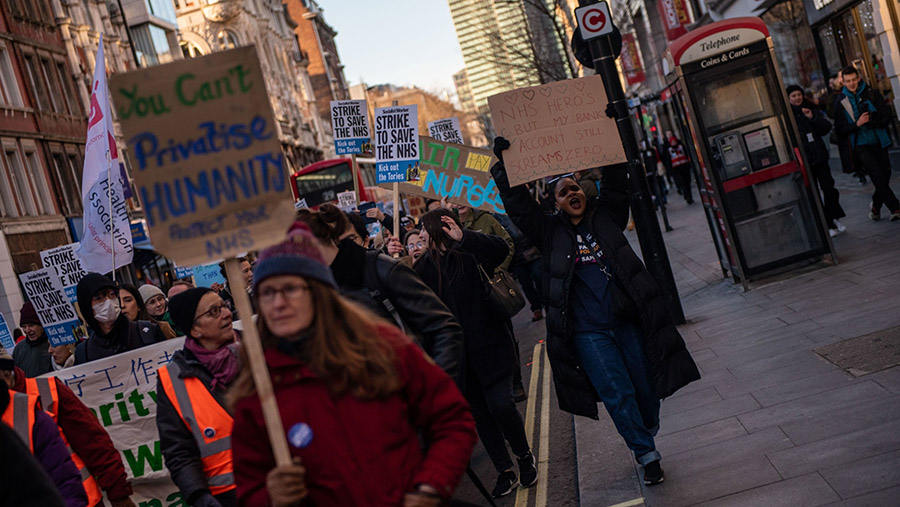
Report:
194,303,228,322
258,284,310,304
407,241,425,251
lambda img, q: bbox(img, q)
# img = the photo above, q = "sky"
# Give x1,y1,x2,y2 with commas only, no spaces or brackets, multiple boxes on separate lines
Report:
319,1,466,98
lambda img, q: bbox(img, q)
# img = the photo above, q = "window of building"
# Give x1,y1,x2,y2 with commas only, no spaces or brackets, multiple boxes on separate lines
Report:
22,53,49,111
132,24,176,66
181,41,205,59
22,141,54,215
39,56,63,113
1,140,38,216
49,147,82,216
145,0,178,24
0,43,22,107
56,60,82,116
218,30,239,50
0,149,18,217
764,0,826,94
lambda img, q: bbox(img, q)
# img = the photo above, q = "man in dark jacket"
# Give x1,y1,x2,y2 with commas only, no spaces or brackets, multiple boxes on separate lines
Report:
74,273,166,364
833,65,900,221
491,136,700,487
12,302,53,377
788,85,847,236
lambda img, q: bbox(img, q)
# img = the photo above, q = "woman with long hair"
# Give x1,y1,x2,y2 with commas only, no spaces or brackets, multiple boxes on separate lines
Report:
119,284,176,339
414,209,536,498
229,225,476,506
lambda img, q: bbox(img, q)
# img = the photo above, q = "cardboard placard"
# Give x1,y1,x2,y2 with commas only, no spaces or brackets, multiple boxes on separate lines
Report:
379,136,504,213
374,105,419,183
18,268,80,346
40,243,87,303
428,117,464,144
331,100,371,155
110,46,296,266
487,75,626,186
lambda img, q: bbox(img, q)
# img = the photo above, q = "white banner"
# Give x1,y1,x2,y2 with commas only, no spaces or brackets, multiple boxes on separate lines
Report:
42,338,185,503
76,34,133,274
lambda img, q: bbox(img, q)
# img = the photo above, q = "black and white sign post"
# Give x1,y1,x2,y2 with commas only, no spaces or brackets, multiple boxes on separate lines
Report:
575,0,684,323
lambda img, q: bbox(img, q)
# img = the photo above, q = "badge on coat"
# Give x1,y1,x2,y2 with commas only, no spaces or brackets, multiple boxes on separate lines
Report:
288,422,314,449
807,133,814,143
204,427,216,438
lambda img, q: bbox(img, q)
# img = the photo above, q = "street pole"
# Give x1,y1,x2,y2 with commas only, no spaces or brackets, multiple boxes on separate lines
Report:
578,0,684,323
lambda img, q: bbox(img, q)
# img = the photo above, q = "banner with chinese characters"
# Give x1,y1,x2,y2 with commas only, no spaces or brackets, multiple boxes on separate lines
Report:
42,338,186,504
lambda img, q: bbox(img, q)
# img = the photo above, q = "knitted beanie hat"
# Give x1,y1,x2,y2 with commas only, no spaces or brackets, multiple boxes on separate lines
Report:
18,301,40,326
786,84,804,96
168,287,214,335
138,284,165,304
253,222,337,293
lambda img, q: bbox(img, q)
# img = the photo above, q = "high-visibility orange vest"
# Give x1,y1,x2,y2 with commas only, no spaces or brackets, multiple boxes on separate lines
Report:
158,361,235,495
2,389,37,451
26,378,103,507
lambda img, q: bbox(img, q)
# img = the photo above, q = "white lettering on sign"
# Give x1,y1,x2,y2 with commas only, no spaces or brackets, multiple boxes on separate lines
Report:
678,28,766,65
699,47,751,69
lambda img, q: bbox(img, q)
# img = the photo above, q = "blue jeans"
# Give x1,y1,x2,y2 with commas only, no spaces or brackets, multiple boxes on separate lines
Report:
574,324,661,465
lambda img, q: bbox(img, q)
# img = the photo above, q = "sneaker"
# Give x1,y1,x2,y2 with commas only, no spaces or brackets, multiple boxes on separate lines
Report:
513,382,527,403
532,309,544,322
492,470,518,498
891,210,900,221
643,460,665,486
834,219,847,233
870,203,881,221
829,228,839,238
518,452,538,488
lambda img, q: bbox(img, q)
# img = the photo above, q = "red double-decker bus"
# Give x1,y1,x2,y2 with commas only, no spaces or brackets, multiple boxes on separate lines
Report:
289,158,370,208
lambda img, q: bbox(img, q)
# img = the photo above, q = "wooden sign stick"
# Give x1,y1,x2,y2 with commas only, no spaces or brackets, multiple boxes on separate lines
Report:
351,153,361,203
223,257,292,466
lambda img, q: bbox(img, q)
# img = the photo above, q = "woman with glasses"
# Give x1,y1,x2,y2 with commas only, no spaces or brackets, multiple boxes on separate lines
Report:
156,287,240,507
74,273,166,364
295,208,464,381
229,225,476,507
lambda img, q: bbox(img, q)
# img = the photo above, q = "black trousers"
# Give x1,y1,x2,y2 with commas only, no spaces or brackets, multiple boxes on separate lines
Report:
464,363,530,473
672,163,693,202
855,145,900,213
810,162,846,227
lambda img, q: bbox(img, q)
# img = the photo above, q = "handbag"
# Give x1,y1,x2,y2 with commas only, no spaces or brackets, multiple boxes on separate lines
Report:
477,264,526,319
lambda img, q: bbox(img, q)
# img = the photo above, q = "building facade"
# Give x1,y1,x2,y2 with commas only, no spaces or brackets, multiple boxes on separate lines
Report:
175,0,330,167
453,68,477,114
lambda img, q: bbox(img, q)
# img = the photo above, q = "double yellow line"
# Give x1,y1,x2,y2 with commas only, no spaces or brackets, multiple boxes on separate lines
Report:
515,343,552,507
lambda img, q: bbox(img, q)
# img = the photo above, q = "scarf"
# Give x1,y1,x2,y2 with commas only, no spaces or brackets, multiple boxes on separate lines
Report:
184,336,240,391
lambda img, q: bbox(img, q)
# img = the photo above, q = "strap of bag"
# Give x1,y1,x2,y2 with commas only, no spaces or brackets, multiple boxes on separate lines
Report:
363,251,408,333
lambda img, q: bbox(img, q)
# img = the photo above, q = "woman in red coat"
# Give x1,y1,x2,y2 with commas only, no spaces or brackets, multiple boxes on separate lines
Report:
229,224,477,507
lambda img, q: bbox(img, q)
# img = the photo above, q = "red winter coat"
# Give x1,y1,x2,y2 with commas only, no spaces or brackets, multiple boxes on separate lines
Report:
231,324,477,506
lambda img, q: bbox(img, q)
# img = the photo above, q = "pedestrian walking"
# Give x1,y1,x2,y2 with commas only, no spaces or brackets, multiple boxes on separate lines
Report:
833,65,900,221
120,284,177,339
156,288,240,507
666,135,694,204
414,209,537,498
491,136,701,486
229,226,476,506
296,206,464,380
74,274,166,364
828,72,865,184
788,85,847,236
13,301,53,378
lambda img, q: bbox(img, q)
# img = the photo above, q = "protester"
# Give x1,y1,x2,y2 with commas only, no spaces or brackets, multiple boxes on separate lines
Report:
13,327,25,344
167,280,195,299
120,285,177,339
217,257,256,320
833,65,900,221
0,385,66,507
406,229,426,262
577,168,603,199
157,288,240,507
788,85,847,237
2,384,87,506
296,207,464,380
140,284,183,335
229,227,477,506
74,274,166,364
47,343,75,371
414,209,537,497
2,348,136,507
491,136,701,486
666,134,694,204
13,301,53,377
495,213,545,322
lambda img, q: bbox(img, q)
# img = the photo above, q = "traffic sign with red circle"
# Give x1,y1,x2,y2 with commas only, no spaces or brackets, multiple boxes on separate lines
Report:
576,2,614,39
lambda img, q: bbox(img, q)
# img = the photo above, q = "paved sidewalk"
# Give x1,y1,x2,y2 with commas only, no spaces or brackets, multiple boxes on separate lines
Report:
576,165,900,506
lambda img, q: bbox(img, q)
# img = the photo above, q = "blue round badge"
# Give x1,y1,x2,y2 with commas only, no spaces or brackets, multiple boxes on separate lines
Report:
288,423,314,449
203,427,216,438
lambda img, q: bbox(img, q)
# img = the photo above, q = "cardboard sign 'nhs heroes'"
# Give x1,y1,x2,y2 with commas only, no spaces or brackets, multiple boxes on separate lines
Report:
110,46,295,266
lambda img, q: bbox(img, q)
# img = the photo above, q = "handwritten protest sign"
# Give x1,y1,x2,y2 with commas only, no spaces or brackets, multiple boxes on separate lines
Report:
428,117,464,144
0,312,12,350
110,46,296,266
331,100,370,155
375,105,419,183
18,268,79,346
380,136,504,213
43,338,185,504
488,75,626,186
40,243,87,303
192,263,227,288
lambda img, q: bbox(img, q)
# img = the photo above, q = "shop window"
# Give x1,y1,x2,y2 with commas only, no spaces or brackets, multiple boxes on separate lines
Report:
763,0,826,94
0,43,23,107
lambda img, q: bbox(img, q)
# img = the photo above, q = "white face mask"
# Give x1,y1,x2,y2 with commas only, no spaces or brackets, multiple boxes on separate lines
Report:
93,299,121,325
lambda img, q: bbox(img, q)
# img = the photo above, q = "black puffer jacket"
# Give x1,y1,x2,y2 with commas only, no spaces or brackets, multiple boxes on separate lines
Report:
414,230,515,389
331,239,464,381
792,101,832,166
156,348,237,507
491,161,700,419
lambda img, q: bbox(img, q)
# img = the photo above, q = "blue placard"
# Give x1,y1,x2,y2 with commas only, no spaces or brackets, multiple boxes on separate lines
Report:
192,264,227,288
335,138,368,155
45,320,80,347
0,313,13,350
130,220,147,243
175,266,194,279
377,161,418,183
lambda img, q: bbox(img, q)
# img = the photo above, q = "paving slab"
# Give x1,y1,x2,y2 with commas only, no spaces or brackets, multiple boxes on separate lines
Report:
654,417,747,457
693,473,840,507
824,485,900,506
818,449,900,499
